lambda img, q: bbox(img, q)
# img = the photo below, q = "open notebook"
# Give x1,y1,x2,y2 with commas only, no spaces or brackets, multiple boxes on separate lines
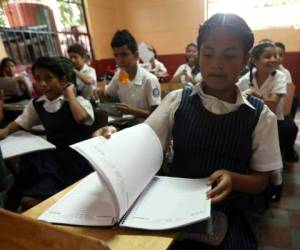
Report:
0,131,55,159
39,124,211,230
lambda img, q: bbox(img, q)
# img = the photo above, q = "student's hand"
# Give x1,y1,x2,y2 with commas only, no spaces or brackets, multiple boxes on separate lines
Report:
0,128,9,140
207,170,233,204
92,86,105,101
116,103,132,114
62,83,76,99
244,89,262,99
92,126,117,138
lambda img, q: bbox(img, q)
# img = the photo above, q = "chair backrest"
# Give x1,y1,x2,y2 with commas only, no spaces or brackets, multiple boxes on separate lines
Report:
160,82,183,98
0,208,110,250
283,83,295,116
89,108,109,136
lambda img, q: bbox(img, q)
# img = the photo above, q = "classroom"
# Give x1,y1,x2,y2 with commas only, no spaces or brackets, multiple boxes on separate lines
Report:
0,0,300,249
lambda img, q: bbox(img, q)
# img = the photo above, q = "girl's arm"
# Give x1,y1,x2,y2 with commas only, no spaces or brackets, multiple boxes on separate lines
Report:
0,121,21,139
63,84,89,124
263,93,282,113
73,69,95,85
207,170,270,204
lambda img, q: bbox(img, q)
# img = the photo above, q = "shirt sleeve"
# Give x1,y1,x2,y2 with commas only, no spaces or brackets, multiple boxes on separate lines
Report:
271,71,287,95
236,75,250,92
15,100,41,129
85,66,97,83
105,72,119,98
173,64,185,78
145,75,162,107
251,104,283,172
144,89,182,150
76,96,95,126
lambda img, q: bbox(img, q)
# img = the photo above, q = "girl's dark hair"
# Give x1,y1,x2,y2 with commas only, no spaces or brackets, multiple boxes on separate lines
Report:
197,13,254,55
0,57,16,76
32,56,76,84
249,42,275,84
274,42,285,52
111,29,137,53
67,43,87,58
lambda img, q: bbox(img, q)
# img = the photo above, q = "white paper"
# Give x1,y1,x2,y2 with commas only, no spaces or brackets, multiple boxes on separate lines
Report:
138,42,154,63
39,172,116,226
121,176,211,230
0,130,55,159
71,124,163,220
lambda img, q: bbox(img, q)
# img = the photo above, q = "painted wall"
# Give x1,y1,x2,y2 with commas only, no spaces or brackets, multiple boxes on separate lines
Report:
84,0,300,96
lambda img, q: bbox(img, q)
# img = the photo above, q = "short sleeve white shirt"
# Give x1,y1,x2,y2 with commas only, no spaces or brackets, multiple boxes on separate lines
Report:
145,82,282,173
76,64,97,98
105,65,161,111
237,69,288,120
15,95,94,129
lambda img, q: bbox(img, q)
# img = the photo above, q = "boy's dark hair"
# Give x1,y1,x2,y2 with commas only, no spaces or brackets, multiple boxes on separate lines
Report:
32,56,76,84
0,57,16,76
197,13,254,55
274,42,285,52
111,29,137,53
249,42,276,84
67,43,87,58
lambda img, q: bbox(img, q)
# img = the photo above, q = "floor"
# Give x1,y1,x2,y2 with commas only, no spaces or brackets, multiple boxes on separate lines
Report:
257,113,300,250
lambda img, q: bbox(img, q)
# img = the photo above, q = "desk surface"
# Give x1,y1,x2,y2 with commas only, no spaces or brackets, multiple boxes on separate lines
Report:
23,183,176,250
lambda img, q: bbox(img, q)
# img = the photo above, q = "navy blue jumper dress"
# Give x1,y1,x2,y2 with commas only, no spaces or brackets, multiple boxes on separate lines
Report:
17,98,93,198
171,88,263,249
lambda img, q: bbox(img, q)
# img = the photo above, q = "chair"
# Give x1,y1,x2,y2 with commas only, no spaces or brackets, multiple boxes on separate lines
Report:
0,208,110,250
160,82,184,98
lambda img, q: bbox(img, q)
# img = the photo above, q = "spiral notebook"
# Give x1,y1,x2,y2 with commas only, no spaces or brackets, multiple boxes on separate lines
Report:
38,124,211,230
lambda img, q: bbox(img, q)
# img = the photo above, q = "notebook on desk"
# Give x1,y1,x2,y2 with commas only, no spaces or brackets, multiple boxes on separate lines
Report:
38,124,211,230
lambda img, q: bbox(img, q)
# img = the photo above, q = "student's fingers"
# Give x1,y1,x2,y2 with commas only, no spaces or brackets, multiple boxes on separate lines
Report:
92,126,116,139
210,189,230,204
207,171,222,186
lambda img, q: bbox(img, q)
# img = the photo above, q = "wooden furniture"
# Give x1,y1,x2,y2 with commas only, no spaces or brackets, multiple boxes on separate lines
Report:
22,182,176,250
0,208,109,250
160,82,183,98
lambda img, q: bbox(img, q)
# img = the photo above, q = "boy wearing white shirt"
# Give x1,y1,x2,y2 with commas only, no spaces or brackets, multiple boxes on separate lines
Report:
68,44,97,99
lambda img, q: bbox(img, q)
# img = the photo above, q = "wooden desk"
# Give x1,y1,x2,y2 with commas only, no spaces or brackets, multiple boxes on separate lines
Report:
23,183,176,250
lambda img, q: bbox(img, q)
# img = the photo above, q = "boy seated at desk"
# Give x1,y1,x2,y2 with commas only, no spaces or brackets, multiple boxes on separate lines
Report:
67,43,97,99
93,30,161,121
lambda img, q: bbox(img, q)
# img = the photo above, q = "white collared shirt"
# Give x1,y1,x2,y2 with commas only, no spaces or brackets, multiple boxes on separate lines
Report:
237,69,288,120
15,95,94,129
278,64,292,84
105,65,161,111
145,82,282,172
140,59,168,76
76,64,97,98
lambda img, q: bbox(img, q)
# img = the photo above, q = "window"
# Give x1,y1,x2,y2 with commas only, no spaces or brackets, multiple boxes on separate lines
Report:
207,0,300,29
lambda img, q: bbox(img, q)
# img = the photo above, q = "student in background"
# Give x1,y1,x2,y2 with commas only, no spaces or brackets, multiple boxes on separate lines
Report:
93,30,161,120
237,42,287,202
0,57,33,98
275,41,299,162
67,43,97,99
95,14,282,249
171,43,201,86
1,57,94,211
140,46,168,81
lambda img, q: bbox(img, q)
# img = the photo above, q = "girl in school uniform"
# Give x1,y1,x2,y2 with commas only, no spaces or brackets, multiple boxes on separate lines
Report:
1,57,94,210
171,43,201,86
95,13,282,249
237,42,288,202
